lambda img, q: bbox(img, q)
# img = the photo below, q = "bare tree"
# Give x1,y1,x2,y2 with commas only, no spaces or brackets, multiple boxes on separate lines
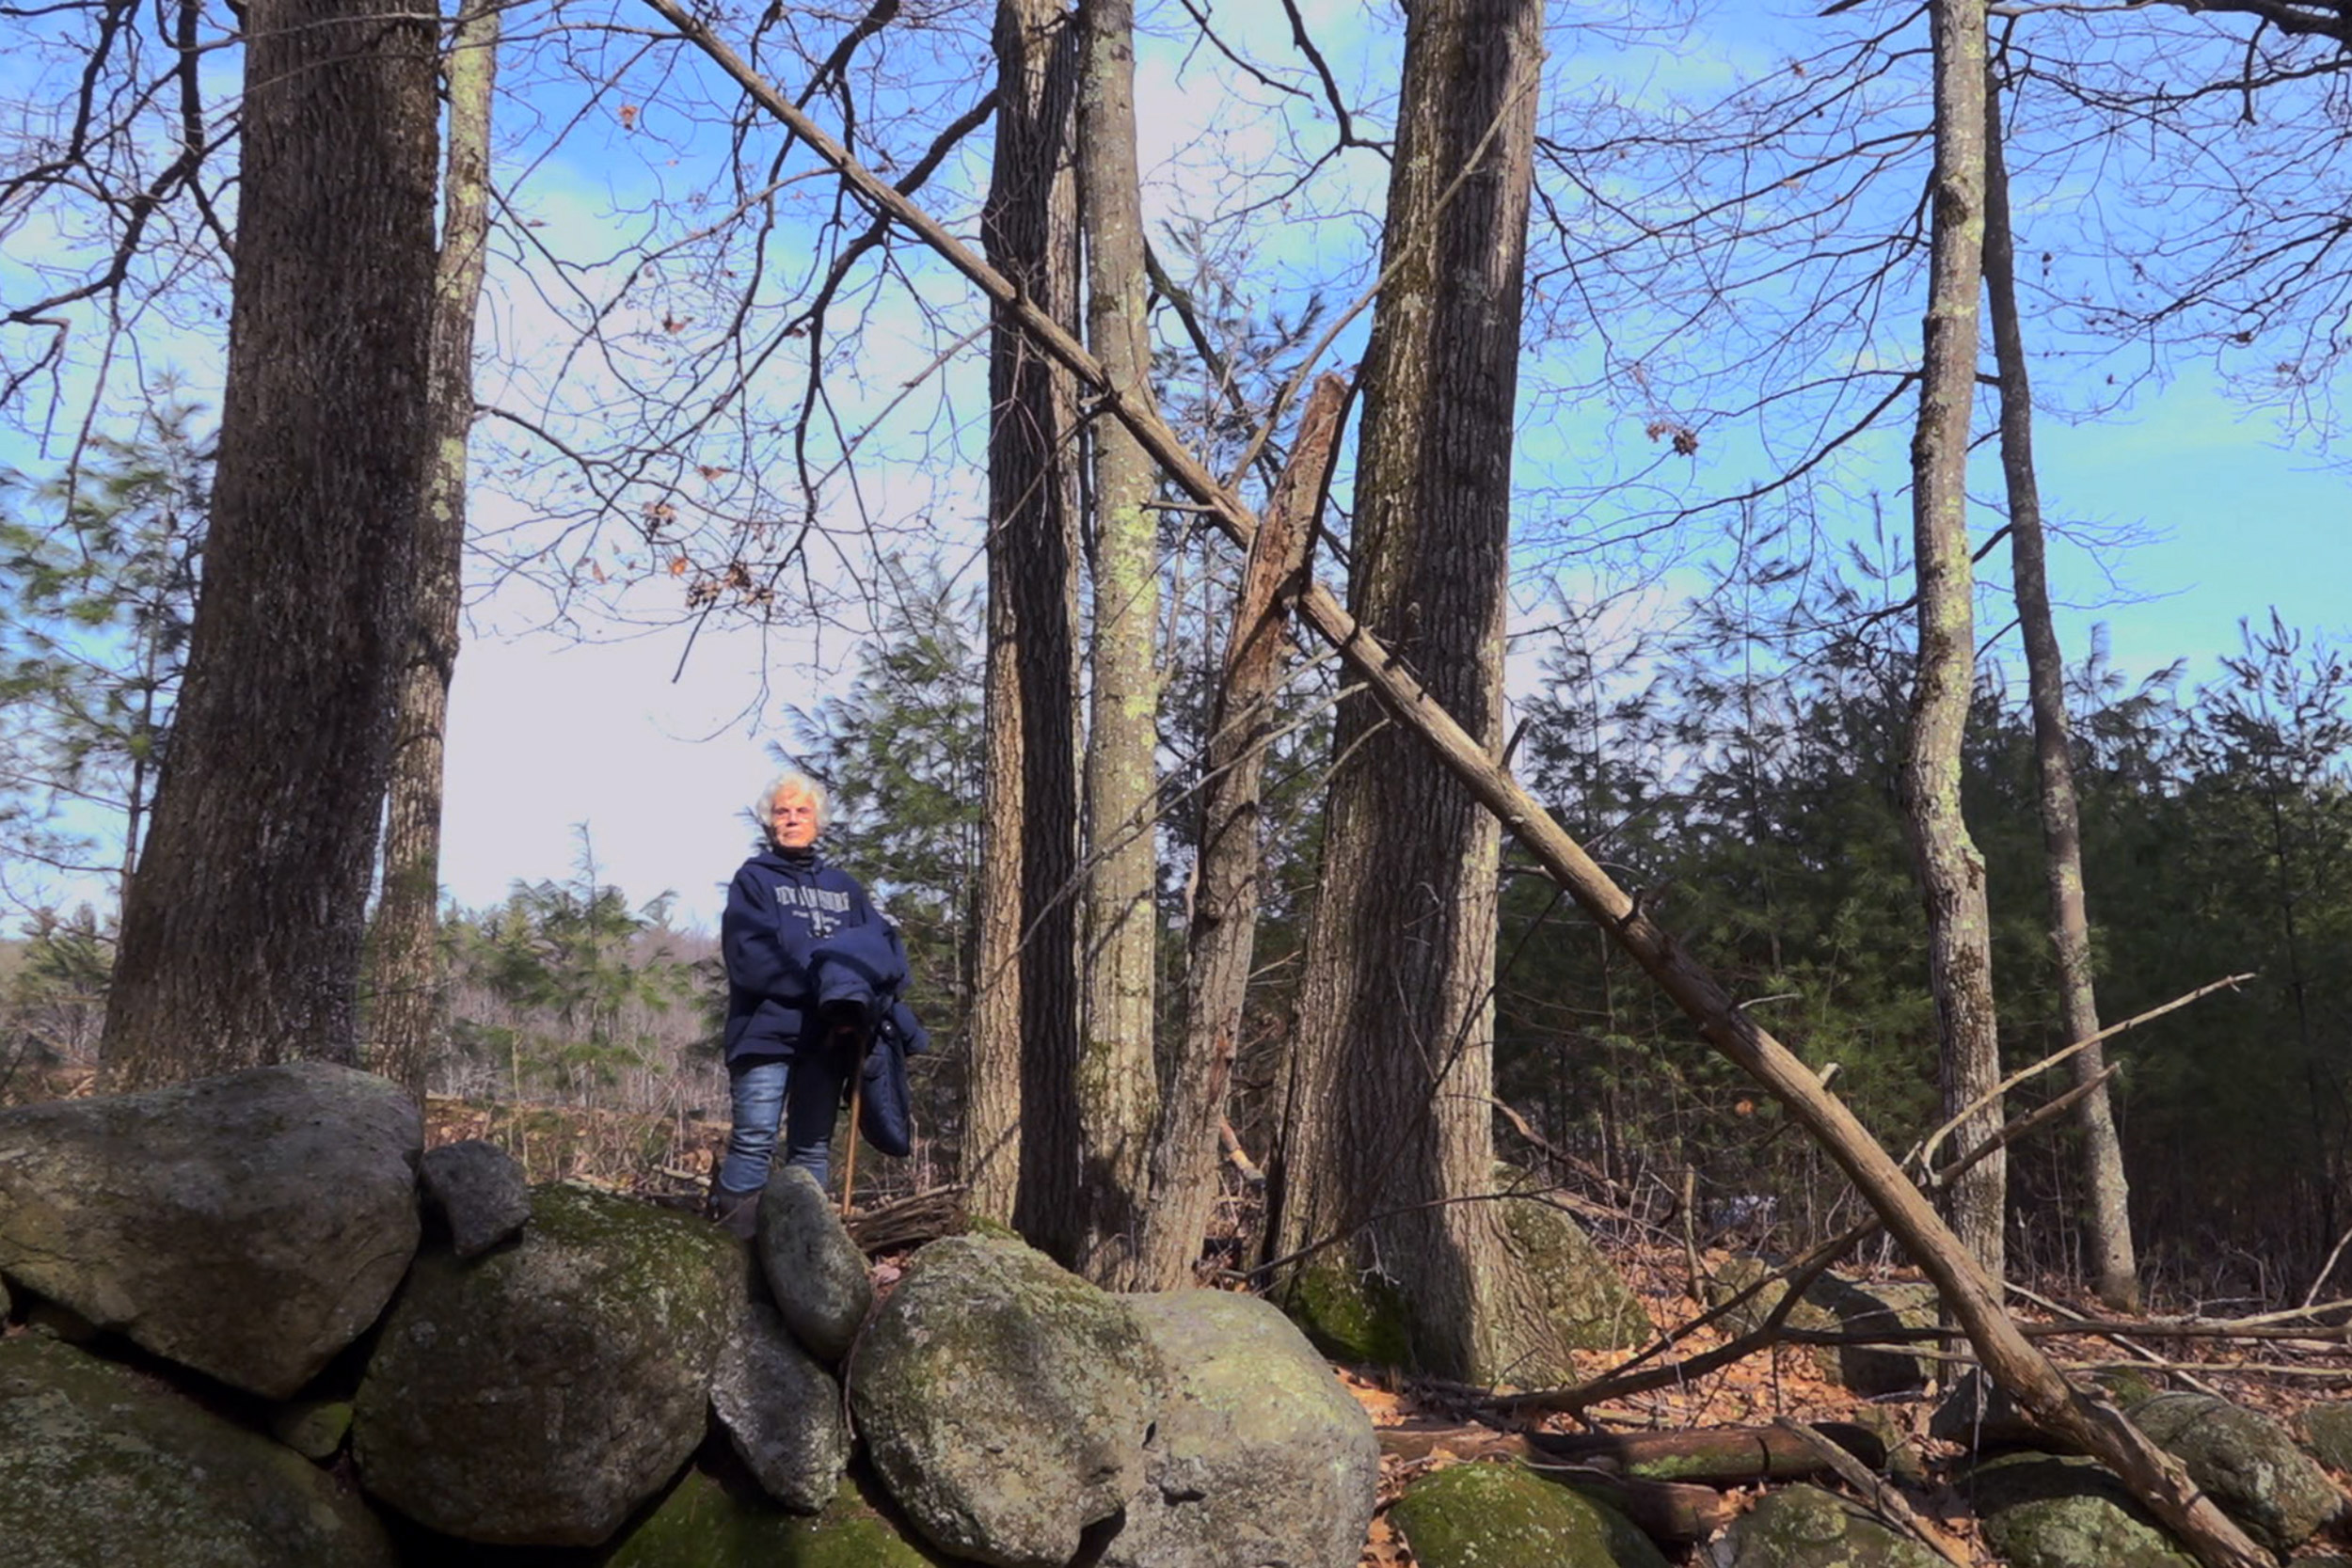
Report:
1266,0,1562,1386
101,0,439,1082
971,0,1083,1229
1071,0,1160,1281
1899,0,2002,1282
1983,51,2138,1310
369,0,502,1101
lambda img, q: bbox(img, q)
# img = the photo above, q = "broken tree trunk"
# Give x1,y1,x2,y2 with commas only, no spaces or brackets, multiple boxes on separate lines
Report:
632,12,2272,1565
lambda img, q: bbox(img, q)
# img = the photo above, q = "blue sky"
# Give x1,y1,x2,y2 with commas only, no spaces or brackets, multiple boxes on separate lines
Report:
5,0,2347,931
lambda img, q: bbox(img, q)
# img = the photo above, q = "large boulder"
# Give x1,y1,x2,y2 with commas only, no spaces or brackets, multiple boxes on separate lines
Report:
1966,1451,2196,1568
1498,1179,1655,1354
1707,1259,1936,1395
2127,1390,2344,1552
1713,1482,1947,1568
709,1297,850,1513
418,1138,529,1258
1931,1367,2046,1452
0,1061,421,1398
0,1336,397,1568
759,1164,873,1362
1390,1461,1669,1568
352,1181,738,1546
850,1232,1168,1567
1104,1290,1379,1568
608,1470,946,1566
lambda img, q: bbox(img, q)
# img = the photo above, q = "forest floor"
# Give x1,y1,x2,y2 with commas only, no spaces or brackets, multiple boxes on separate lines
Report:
1341,1241,2352,1566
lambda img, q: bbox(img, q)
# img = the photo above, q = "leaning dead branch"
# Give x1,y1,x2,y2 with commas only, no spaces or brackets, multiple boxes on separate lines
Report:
639,9,2271,1562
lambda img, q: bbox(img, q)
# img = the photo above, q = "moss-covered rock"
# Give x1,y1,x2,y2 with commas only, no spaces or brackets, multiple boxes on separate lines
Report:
1278,1257,1414,1368
1717,1483,1946,1568
849,1233,1167,1567
352,1181,738,1547
1390,1461,1668,1568
2300,1401,2352,1473
1931,1368,2046,1453
1497,1177,1654,1354
607,1469,946,1567
0,1061,421,1398
0,1336,396,1568
1104,1290,1378,1568
1966,1451,2197,1568
2126,1390,2344,1552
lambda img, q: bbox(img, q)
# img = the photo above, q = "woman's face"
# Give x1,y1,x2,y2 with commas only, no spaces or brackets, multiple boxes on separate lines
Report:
771,791,820,849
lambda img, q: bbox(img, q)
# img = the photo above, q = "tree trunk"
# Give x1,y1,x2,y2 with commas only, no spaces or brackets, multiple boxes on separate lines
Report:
1120,372,1346,1291
1071,0,1159,1283
971,0,1083,1232
1266,0,1555,1386
368,0,501,1102
1901,0,2003,1286
652,27,2278,1563
1983,62,2139,1311
100,0,438,1085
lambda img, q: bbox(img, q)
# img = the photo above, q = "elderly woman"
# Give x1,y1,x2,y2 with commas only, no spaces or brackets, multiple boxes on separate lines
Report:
707,772,886,1239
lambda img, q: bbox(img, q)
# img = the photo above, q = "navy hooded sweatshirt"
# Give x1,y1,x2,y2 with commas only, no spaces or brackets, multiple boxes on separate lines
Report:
721,844,930,1155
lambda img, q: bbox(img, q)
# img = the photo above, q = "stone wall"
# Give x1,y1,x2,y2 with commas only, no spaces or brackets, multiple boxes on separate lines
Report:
0,1063,1379,1566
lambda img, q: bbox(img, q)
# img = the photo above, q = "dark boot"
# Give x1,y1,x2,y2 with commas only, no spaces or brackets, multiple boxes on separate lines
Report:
707,1182,760,1243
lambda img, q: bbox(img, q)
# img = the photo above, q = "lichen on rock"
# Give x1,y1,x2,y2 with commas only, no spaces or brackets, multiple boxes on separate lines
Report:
0,1060,421,1398
1718,1482,1947,1568
2126,1389,2344,1553
1967,1451,2198,1568
351,1180,738,1547
1104,1289,1378,1568
849,1232,1167,1568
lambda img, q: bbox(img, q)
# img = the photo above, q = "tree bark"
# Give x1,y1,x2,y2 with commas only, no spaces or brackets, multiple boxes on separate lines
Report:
971,0,1083,1231
1983,63,2140,1311
1120,372,1345,1291
1071,0,1160,1283
1267,0,1554,1386
368,0,501,1102
101,0,438,1085
1901,0,2004,1285
645,20,2277,1563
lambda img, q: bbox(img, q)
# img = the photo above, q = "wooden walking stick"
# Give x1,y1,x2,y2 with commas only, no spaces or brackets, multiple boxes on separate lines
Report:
832,1019,865,1220
840,1074,862,1220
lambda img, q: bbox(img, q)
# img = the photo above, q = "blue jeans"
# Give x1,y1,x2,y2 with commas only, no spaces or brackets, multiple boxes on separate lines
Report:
718,1050,848,1194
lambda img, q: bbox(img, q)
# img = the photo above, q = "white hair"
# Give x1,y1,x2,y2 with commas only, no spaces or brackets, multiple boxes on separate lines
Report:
754,772,829,844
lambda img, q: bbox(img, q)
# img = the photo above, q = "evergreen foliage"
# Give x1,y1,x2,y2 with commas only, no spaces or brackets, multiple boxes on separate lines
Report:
0,403,208,907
